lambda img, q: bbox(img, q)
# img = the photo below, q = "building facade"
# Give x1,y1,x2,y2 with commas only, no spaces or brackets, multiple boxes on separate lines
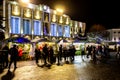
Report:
107,28,120,42
0,0,86,41
0,0,88,58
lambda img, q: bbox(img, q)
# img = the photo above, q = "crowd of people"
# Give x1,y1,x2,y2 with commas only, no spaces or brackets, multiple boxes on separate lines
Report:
85,45,110,63
0,44,18,71
0,43,120,71
34,44,76,66
0,44,77,70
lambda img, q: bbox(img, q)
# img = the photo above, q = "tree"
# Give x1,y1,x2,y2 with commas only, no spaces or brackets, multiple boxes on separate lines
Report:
89,24,106,32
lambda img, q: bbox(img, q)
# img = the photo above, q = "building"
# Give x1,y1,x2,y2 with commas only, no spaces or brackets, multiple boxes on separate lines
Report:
0,0,87,58
107,28,120,42
0,0,86,40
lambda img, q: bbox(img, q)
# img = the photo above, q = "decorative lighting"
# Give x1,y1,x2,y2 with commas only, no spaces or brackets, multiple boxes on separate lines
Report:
53,10,57,14
59,16,63,23
52,14,57,22
21,0,30,3
56,8,63,13
43,5,47,11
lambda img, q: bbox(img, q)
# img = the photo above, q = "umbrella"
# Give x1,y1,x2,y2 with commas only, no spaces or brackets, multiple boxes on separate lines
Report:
117,42,120,44
31,38,40,43
56,39,68,43
36,38,51,43
3,37,31,43
73,38,80,43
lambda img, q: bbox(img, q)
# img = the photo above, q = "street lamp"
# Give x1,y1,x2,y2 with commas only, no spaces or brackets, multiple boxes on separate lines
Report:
21,0,30,3
56,8,64,14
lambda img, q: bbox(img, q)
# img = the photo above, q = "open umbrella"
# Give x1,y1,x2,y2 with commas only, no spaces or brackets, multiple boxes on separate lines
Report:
117,42,120,44
36,38,51,43
73,38,80,43
31,38,40,43
3,37,31,43
56,39,68,43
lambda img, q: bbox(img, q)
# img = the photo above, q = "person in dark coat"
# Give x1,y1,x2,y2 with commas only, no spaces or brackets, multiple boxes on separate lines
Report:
71,45,76,61
35,46,40,65
63,46,67,62
42,44,48,65
69,46,73,62
2,45,9,68
81,47,85,60
49,46,54,64
57,45,63,65
59,45,63,61
8,45,18,70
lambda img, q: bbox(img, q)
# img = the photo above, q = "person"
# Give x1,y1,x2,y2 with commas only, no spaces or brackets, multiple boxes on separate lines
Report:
116,46,120,60
92,47,97,64
86,45,92,58
49,46,54,64
81,47,85,61
2,45,9,68
57,45,63,65
18,46,23,61
69,46,73,62
35,46,41,65
71,45,76,61
63,46,67,62
59,45,63,61
8,45,18,70
42,44,48,65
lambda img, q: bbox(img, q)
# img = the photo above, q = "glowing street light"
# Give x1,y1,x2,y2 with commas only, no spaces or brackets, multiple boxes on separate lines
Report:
21,0,30,3
56,8,64,13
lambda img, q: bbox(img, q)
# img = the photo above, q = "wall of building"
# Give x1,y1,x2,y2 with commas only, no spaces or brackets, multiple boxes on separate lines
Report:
107,29,120,42
2,0,86,41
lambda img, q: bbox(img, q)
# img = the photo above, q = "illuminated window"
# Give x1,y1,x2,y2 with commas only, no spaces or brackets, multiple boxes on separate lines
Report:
58,25,63,37
23,19,31,34
63,26,70,37
51,23,57,36
34,20,41,35
43,23,49,36
10,17,20,34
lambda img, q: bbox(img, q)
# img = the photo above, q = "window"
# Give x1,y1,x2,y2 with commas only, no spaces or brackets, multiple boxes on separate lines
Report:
58,25,63,37
10,17,20,34
34,20,41,35
23,19,31,34
51,23,57,36
63,26,70,37
43,23,49,36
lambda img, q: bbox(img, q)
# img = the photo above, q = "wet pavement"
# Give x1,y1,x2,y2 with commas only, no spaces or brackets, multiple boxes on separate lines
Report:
0,55,120,80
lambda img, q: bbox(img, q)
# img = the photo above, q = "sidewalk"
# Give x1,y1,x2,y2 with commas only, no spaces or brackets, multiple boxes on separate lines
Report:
0,55,120,80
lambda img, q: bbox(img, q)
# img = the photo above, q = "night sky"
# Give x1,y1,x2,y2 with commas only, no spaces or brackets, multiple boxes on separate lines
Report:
31,0,120,31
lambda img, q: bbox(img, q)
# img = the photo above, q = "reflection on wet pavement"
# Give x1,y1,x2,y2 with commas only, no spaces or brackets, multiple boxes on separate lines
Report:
0,56,120,80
